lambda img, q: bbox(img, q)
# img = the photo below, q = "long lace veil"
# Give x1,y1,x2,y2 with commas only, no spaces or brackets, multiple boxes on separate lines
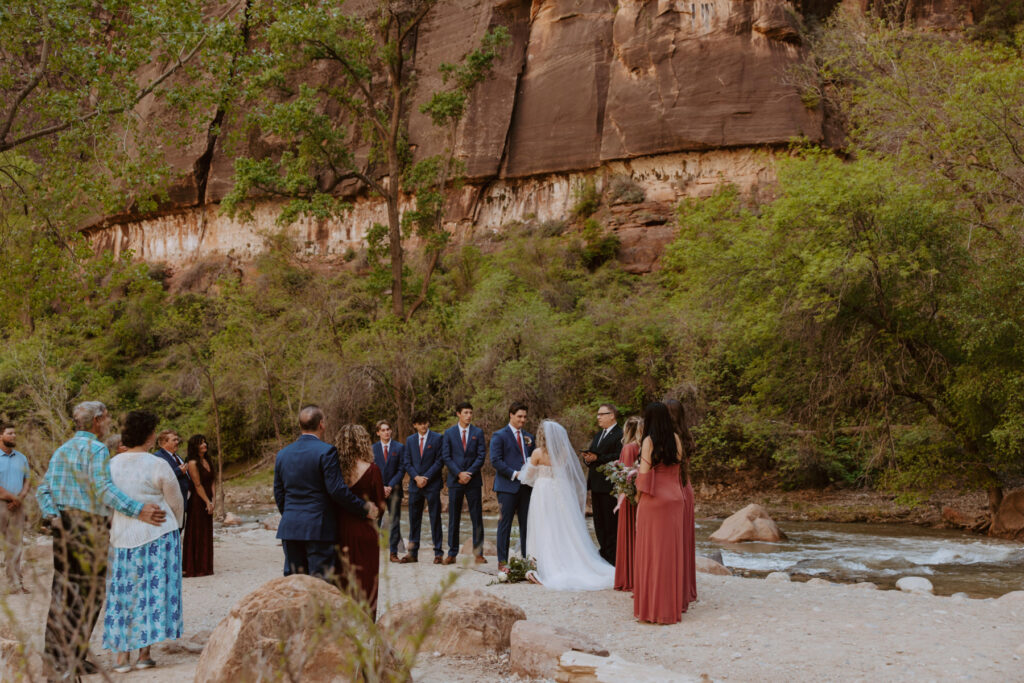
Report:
542,420,587,515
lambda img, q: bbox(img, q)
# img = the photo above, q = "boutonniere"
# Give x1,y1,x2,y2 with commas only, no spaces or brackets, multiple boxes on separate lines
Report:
524,435,533,447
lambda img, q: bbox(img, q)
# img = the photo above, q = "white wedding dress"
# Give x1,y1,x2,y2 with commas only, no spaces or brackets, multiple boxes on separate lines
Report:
520,421,615,591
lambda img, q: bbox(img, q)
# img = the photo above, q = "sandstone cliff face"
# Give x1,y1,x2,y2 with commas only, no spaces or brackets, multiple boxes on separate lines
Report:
87,0,978,272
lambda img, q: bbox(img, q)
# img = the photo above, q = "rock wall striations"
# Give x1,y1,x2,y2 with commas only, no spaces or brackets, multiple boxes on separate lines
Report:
85,0,977,273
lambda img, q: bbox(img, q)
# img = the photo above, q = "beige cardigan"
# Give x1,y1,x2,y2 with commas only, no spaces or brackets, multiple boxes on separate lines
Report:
108,451,185,548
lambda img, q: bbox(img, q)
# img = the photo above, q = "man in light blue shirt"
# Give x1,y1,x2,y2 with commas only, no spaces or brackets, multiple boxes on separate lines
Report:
0,423,30,593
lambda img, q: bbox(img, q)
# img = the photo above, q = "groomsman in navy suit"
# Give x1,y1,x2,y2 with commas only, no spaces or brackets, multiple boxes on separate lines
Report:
440,402,487,564
401,413,444,563
490,401,535,572
373,420,406,562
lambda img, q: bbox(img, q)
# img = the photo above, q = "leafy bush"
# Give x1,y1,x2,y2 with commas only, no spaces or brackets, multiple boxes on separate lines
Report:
571,179,600,218
606,175,645,204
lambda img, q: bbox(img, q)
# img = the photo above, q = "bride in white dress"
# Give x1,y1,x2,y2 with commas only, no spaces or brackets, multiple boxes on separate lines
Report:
519,420,615,590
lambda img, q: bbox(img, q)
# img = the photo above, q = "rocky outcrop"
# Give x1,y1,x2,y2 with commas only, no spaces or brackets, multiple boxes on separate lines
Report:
509,621,609,679
990,489,1024,541
710,503,787,543
195,574,399,683
379,588,525,657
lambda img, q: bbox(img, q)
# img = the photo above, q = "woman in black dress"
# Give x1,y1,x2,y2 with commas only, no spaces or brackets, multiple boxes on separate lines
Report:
183,434,215,577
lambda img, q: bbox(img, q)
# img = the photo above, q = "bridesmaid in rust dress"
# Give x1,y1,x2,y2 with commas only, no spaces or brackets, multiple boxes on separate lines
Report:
335,424,388,619
183,434,215,577
633,402,692,624
614,416,643,592
666,398,697,604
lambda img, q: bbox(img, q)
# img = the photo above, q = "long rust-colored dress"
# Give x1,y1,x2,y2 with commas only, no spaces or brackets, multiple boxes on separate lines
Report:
682,479,697,604
183,459,214,577
633,463,693,624
613,443,639,592
336,463,387,620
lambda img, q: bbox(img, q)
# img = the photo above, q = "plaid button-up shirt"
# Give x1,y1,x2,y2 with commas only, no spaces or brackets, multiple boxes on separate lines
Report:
36,431,143,518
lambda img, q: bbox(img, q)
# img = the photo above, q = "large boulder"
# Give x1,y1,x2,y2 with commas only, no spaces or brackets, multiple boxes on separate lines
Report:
195,574,401,683
379,588,525,657
509,621,608,679
991,489,1024,541
709,504,787,543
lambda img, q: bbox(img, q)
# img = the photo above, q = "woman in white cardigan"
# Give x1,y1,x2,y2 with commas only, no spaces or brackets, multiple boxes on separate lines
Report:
102,410,184,673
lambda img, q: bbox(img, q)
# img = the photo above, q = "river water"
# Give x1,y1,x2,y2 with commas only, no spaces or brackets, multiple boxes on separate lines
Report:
239,508,1023,597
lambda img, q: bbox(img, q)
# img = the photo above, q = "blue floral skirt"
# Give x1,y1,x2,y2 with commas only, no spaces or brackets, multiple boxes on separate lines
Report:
103,529,183,652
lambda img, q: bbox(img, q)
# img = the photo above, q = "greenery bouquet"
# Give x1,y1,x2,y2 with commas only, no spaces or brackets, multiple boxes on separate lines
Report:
598,461,638,505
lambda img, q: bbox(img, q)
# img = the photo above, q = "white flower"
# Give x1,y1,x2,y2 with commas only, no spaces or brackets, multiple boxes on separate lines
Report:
498,572,509,582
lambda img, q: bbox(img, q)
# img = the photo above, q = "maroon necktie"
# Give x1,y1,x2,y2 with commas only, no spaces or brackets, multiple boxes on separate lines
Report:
516,430,525,463
461,429,467,450
383,443,389,462
419,436,425,456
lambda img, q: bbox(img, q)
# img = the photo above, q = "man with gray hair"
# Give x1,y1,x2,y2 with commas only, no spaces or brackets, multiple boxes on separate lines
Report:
36,401,167,679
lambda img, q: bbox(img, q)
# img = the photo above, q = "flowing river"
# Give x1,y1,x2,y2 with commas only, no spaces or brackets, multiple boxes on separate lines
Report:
239,508,1023,597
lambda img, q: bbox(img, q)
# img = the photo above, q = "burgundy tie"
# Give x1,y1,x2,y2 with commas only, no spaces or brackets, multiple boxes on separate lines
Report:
383,443,389,462
516,430,525,463
461,429,467,450
419,436,425,456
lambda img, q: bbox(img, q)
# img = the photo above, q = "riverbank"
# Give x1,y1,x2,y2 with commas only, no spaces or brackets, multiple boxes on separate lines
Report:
3,524,1023,681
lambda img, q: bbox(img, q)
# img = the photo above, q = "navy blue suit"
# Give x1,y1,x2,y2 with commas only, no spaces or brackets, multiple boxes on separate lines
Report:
154,447,191,522
440,423,486,557
273,433,368,578
403,430,444,557
490,425,535,564
373,439,406,555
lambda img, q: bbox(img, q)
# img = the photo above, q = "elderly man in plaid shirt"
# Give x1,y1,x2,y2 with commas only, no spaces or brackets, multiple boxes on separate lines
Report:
36,401,166,680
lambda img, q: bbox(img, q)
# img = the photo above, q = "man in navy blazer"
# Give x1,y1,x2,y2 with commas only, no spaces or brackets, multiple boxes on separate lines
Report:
440,402,486,564
274,405,377,580
400,412,444,563
373,419,406,562
153,430,190,526
490,401,535,571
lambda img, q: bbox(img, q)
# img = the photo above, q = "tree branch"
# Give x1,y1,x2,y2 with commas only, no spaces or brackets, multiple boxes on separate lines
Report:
0,38,49,145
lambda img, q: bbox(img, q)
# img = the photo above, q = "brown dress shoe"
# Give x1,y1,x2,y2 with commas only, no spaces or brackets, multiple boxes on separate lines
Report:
433,556,443,564
390,553,401,563
498,562,508,572
400,555,418,563
474,555,487,564
442,556,456,565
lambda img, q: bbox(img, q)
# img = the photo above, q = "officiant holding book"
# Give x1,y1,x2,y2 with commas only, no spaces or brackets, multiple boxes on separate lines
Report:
581,404,623,564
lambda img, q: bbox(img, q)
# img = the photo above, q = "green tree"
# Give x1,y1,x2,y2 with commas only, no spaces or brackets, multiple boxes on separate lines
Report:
222,0,507,318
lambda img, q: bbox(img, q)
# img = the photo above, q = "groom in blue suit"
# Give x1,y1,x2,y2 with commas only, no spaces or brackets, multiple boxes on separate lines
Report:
274,405,376,580
490,401,535,572
373,420,406,562
401,412,444,563
440,402,486,564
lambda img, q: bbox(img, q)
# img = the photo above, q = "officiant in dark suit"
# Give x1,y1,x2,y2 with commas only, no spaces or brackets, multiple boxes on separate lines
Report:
490,401,535,572
274,405,377,580
440,402,486,564
154,430,191,525
582,404,623,564
373,419,406,562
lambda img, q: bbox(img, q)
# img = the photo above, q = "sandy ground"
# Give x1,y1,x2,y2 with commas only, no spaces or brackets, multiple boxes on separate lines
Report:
3,524,1024,682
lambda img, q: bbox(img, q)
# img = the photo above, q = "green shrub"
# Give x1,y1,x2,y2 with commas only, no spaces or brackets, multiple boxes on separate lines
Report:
606,175,645,204
571,179,600,218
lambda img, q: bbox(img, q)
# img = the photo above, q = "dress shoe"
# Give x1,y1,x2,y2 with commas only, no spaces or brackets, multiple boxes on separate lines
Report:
498,562,508,573
442,556,456,565
389,553,401,563
474,555,487,564
433,556,443,564
400,555,418,563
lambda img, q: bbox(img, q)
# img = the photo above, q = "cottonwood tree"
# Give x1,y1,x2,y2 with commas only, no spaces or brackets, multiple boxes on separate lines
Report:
222,0,507,319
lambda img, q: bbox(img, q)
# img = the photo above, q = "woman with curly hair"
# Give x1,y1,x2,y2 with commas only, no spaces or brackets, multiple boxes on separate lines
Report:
334,423,387,619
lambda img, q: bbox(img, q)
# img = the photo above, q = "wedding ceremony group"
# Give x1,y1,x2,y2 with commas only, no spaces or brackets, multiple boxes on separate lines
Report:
1,394,698,681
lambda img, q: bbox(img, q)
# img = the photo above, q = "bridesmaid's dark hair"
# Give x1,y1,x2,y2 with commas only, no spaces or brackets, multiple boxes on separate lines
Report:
186,434,208,462
664,398,696,488
641,402,681,468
